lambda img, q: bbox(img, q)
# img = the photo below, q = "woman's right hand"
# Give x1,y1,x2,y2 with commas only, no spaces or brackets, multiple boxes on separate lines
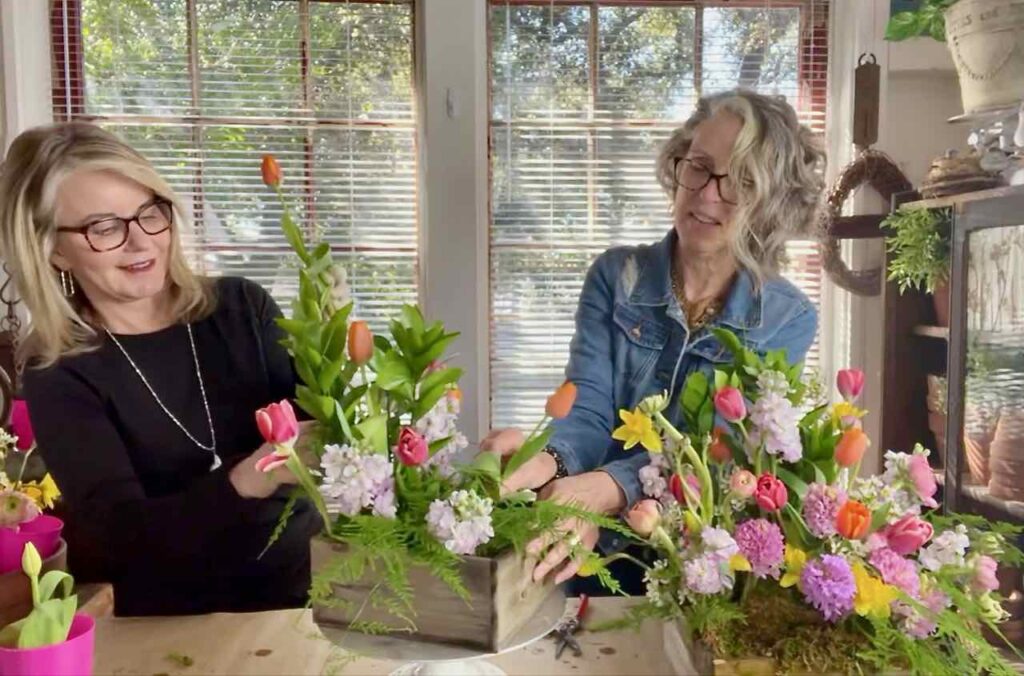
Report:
230,420,319,499
479,428,558,494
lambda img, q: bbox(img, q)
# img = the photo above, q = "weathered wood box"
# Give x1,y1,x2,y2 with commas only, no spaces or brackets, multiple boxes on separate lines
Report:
309,537,558,652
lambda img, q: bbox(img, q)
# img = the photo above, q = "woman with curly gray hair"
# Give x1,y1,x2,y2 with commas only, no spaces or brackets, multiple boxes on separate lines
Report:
483,88,826,588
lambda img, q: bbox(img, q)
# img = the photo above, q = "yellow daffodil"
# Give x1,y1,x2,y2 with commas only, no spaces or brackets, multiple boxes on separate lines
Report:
612,408,662,453
729,553,752,572
852,563,898,619
780,545,808,589
831,401,867,427
21,473,61,510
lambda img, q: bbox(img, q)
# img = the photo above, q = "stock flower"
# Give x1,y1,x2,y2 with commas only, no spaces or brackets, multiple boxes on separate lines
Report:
852,562,899,620
9,399,34,451
708,427,732,464
260,154,282,187
801,554,857,623
734,518,785,579
625,499,661,537
836,500,871,540
639,456,668,499
395,427,429,466
749,392,803,463
729,469,757,499
415,384,468,478
319,444,396,518
869,547,921,597
802,482,846,539
713,386,746,423
702,526,740,562
834,428,869,467
780,545,808,588
836,368,865,401
753,474,788,512
919,524,970,572
973,555,1000,593
545,381,577,419
684,554,733,595
756,370,791,398
426,489,494,555
612,409,662,452
883,514,933,555
347,321,374,366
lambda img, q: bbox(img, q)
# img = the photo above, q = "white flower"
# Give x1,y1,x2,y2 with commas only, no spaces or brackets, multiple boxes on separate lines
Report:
919,525,970,572
415,387,467,478
319,444,396,518
749,392,803,463
640,462,668,499
639,392,670,415
757,370,791,398
426,489,494,555
701,526,739,561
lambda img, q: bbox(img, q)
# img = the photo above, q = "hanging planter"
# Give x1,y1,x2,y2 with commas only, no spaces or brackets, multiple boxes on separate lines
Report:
882,207,952,326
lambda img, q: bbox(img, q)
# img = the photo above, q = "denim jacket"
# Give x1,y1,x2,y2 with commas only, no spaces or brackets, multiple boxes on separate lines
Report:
548,230,818,514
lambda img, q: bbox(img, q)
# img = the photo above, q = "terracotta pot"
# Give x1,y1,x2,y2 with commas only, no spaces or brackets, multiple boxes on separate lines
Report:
0,539,68,628
932,281,951,327
988,410,1024,502
963,405,999,485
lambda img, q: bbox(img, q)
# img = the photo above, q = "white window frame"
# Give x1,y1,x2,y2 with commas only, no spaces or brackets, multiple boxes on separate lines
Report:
1,0,866,447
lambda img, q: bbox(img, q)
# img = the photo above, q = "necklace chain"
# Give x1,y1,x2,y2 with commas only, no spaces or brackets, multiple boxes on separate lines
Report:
670,263,723,331
105,324,220,468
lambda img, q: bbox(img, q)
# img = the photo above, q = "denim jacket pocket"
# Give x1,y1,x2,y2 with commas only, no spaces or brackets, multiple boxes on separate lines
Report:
613,303,669,386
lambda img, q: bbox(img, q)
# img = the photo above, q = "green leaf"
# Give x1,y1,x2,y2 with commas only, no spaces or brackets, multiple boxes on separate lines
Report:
356,414,389,454
419,367,462,397
885,11,925,41
375,352,413,392
928,13,946,41
322,306,352,360
776,466,809,501
400,305,425,334
37,570,73,604
711,328,743,358
471,450,502,481
428,435,453,457
681,371,709,422
713,369,728,391
412,382,449,420
412,333,460,375
813,463,828,485
294,357,316,390
503,428,553,479
281,209,309,263
697,399,714,437
317,357,344,394
275,317,310,337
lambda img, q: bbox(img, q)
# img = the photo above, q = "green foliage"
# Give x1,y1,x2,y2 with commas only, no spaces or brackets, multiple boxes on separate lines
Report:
885,0,959,42
0,544,77,649
884,207,952,294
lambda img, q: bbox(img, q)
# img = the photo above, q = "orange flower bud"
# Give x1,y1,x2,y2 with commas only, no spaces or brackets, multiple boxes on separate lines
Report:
836,500,871,540
545,381,577,419
261,154,282,187
708,427,732,464
347,321,373,366
835,427,869,467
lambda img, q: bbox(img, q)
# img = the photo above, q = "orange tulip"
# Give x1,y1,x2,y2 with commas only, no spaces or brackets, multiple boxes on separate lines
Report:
347,321,373,366
836,500,871,540
834,428,869,467
261,154,282,187
545,381,577,419
708,427,732,464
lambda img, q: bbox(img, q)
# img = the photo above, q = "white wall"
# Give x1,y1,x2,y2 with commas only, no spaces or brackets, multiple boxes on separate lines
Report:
885,71,966,186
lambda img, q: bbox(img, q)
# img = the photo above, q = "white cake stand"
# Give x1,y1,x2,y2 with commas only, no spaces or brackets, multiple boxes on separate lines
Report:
316,587,568,676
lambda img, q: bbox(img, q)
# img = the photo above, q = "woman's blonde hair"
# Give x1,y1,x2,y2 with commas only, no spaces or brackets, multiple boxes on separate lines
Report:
656,89,825,286
0,121,215,368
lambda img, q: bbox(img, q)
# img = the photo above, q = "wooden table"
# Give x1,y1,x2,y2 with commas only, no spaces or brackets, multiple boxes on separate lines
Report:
93,597,691,675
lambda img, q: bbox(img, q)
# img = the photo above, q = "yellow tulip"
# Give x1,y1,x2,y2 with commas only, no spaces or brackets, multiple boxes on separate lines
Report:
780,545,808,589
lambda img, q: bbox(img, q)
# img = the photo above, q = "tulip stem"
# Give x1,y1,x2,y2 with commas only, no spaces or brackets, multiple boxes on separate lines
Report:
654,411,713,524
849,458,862,492
14,446,34,489
599,552,651,572
286,454,333,534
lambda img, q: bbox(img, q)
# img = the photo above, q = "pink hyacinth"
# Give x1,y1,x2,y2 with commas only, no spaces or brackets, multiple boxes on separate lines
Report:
802,483,846,539
869,547,921,598
734,518,785,579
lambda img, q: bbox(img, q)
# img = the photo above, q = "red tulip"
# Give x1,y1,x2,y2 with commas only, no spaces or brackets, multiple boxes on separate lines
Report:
836,368,865,401
395,427,428,466
261,154,282,188
255,399,299,447
545,381,577,419
836,500,871,540
347,321,374,366
9,399,35,451
669,473,702,505
713,386,746,423
754,473,788,512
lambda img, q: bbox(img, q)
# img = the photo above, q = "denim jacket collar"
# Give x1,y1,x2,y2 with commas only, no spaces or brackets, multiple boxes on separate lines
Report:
627,229,763,330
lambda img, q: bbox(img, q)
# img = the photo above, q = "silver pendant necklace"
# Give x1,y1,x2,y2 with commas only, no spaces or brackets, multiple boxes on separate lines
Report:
105,324,221,470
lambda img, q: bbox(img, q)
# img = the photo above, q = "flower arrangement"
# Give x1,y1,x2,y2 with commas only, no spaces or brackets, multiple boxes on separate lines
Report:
255,157,624,635
1,401,60,535
612,328,1023,674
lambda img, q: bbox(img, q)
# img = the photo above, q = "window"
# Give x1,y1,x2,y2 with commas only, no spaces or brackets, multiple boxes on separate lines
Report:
489,0,830,428
51,0,418,330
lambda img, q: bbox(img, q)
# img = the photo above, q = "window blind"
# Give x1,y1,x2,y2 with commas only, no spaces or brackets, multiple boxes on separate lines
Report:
51,0,418,331
489,0,830,429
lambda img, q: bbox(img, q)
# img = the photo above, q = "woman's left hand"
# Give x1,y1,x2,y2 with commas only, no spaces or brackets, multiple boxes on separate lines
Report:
527,470,626,584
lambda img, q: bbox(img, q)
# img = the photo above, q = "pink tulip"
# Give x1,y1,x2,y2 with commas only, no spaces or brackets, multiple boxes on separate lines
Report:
729,469,757,499
625,499,661,537
9,399,35,451
907,454,939,509
669,473,701,505
836,368,865,402
395,427,428,466
255,452,290,473
713,386,746,423
973,555,1000,593
882,514,934,555
754,473,788,512
255,400,300,447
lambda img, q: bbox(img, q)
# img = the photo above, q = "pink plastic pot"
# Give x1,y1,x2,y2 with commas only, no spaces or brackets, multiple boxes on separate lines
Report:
0,516,63,575
0,613,94,676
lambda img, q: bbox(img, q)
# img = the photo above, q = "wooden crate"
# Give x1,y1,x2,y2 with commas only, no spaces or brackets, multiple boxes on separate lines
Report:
309,537,557,652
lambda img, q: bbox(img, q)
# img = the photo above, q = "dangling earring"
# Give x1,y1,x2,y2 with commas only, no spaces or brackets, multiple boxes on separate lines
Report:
59,270,76,297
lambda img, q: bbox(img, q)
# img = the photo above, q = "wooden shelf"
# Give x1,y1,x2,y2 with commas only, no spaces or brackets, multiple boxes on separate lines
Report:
935,471,1024,519
914,325,950,340
900,185,1024,212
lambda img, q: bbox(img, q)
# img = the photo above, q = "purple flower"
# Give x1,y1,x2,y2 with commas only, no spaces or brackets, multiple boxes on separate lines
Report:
734,519,785,579
800,554,856,622
869,547,920,598
684,554,733,595
749,392,803,463
426,489,494,555
894,588,950,639
802,483,846,539
319,444,396,518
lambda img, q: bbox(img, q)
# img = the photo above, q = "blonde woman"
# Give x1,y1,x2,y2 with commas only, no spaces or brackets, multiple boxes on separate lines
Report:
483,89,825,590
0,122,317,615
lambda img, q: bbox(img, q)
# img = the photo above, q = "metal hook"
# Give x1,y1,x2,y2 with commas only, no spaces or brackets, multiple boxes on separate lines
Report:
857,53,877,67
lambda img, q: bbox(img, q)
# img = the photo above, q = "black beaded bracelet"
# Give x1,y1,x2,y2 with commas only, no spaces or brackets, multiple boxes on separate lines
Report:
542,446,569,480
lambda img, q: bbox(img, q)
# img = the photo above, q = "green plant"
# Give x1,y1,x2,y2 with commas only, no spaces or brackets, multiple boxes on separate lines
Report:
0,543,77,649
883,207,951,294
885,0,959,42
